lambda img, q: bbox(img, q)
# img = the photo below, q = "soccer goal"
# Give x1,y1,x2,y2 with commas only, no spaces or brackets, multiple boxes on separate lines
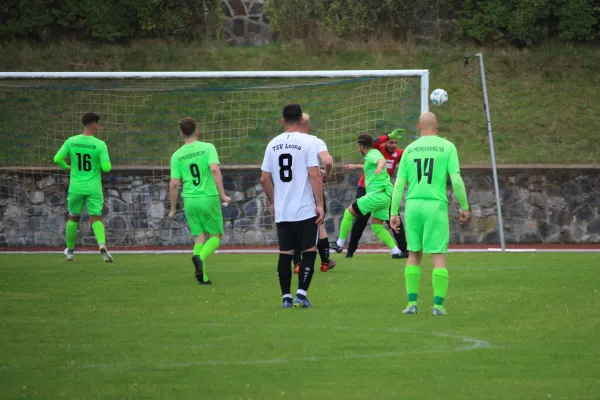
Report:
0,69,444,252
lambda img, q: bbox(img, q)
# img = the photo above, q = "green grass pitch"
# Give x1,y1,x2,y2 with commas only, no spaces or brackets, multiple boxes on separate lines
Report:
1,253,599,399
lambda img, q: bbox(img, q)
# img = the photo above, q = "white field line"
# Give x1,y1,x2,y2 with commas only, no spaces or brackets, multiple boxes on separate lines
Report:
0,325,494,371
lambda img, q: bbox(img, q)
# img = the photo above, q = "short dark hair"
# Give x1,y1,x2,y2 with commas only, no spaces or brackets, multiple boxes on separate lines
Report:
82,112,100,126
179,117,196,137
357,134,374,148
282,104,302,124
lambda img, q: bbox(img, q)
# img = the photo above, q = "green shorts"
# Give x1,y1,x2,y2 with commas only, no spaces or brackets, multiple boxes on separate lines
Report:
404,199,449,254
184,196,224,236
68,190,104,216
356,191,391,221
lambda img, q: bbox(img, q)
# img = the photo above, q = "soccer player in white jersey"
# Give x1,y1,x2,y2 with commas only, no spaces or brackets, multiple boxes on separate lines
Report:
293,113,336,273
260,104,325,308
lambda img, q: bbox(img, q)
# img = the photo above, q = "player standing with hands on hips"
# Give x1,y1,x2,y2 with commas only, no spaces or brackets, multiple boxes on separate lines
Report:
261,104,325,309
390,112,470,316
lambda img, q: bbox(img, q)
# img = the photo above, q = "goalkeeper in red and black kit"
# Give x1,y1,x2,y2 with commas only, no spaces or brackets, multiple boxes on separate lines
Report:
331,128,408,258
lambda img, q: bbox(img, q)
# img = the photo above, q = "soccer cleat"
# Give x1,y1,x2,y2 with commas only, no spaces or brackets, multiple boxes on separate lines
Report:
282,298,293,308
345,252,354,258
392,252,408,259
320,259,336,272
293,296,312,308
99,245,113,263
432,306,448,316
294,263,300,274
329,242,344,253
402,304,418,315
64,248,74,262
191,255,212,284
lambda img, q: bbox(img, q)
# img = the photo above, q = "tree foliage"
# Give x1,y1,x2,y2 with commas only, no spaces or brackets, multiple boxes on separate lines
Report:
0,0,223,41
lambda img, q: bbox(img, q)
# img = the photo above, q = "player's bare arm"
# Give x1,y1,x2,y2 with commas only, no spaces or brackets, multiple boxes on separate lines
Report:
168,178,181,218
375,158,386,174
344,163,364,170
319,151,333,180
308,166,325,225
210,163,231,206
260,171,275,207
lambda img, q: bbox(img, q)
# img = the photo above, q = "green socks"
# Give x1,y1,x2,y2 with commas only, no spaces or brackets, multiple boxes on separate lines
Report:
198,237,221,281
371,223,396,250
405,265,421,305
338,209,354,241
193,243,204,256
92,221,106,245
66,220,78,250
432,268,449,306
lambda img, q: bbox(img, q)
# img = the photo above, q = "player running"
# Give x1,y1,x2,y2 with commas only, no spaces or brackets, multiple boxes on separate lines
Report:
53,112,113,263
334,129,408,258
168,117,231,285
261,104,325,308
390,112,470,316
332,134,402,258
293,113,336,274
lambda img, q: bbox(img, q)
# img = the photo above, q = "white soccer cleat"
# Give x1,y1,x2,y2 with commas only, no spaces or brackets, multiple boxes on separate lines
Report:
64,248,74,262
99,245,113,263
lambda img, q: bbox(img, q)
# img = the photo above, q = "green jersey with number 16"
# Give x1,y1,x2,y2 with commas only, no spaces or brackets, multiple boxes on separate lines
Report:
398,135,461,204
170,141,220,198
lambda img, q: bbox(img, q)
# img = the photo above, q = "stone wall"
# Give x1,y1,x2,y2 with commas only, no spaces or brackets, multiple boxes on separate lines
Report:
221,0,271,45
0,167,599,248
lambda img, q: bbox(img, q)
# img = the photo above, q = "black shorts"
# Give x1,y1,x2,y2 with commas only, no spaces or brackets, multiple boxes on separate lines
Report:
276,216,319,252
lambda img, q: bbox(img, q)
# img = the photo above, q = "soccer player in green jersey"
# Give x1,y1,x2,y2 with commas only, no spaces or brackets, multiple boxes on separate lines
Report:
333,134,402,256
168,117,231,285
390,112,470,316
53,112,113,262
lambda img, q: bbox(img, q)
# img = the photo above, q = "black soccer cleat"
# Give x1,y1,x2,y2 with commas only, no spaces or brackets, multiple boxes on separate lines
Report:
191,255,212,284
329,242,344,253
392,252,408,259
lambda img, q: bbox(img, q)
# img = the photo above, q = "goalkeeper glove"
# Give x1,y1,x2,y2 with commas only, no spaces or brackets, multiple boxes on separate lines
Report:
388,128,405,140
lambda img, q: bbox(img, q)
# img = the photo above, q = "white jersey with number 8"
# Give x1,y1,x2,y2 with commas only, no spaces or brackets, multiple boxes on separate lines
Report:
261,132,320,223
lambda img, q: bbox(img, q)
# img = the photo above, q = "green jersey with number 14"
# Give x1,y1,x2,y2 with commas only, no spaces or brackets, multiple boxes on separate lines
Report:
170,141,220,198
398,135,461,203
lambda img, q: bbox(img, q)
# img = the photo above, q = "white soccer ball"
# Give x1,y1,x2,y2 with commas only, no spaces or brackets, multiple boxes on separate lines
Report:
430,89,448,106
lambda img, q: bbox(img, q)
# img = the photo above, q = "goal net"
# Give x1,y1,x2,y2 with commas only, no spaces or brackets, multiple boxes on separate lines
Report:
0,70,429,251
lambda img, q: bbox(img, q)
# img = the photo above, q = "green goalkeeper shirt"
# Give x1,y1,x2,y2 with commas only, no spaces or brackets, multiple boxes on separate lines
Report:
391,135,468,214
54,134,111,193
364,149,393,195
170,141,220,198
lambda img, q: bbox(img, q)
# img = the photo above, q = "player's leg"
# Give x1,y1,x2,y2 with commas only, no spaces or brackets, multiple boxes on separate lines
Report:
423,202,451,315
402,200,425,314
293,244,302,274
64,191,84,261
294,217,319,308
386,205,408,258
190,196,224,284
345,186,368,258
362,192,402,256
276,222,295,308
316,194,335,271
87,191,113,263
333,204,359,251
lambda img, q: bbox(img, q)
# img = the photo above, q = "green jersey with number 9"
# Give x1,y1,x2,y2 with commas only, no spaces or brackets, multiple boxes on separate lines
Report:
55,134,111,193
170,141,220,198
398,135,461,204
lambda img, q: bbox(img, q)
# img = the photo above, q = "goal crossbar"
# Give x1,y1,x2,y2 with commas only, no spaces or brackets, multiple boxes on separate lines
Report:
0,70,429,79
